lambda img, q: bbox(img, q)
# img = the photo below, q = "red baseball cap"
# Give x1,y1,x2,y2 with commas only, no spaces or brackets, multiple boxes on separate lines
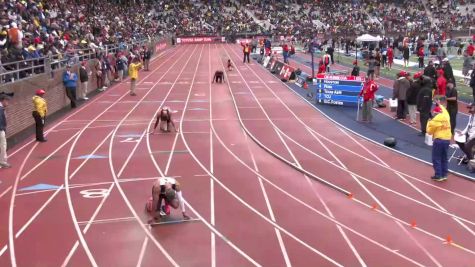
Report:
36,89,45,95
433,105,442,113
413,72,423,79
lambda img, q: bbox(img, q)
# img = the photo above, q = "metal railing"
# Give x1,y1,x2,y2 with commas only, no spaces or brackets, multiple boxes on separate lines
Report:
0,37,152,84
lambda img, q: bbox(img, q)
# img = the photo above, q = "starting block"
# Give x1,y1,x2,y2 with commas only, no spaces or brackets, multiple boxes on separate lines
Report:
148,217,200,227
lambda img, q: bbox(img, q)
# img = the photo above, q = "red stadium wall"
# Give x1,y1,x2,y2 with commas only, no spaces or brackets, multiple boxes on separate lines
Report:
2,38,170,144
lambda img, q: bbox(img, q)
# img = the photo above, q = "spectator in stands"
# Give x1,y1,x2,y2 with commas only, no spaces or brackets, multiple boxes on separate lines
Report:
8,22,22,50
359,75,378,123
393,71,411,120
0,93,10,168
446,83,458,135
63,65,78,109
128,57,142,96
79,62,90,101
417,75,433,136
427,103,452,182
32,89,47,142
407,72,422,125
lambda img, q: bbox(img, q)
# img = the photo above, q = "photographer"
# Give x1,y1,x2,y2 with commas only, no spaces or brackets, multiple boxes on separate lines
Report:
0,92,12,168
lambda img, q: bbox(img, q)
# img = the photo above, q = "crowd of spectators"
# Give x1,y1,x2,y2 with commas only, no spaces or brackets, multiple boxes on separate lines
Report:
0,0,473,83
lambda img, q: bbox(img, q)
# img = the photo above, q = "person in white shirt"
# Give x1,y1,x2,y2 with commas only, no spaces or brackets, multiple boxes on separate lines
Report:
455,104,475,163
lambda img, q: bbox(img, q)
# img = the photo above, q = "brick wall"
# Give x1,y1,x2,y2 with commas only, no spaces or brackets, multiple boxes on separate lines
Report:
2,38,170,141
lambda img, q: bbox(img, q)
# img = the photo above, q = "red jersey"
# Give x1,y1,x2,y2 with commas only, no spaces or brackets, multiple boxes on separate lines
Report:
468,44,474,57
359,80,378,101
437,76,447,96
387,48,394,60
418,47,424,57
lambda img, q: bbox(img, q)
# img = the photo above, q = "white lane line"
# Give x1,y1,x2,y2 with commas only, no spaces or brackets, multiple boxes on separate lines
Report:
61,241,79,267
0,245,7,257
136,237,149,267
181,47,342,267
164,133,180,175
149,45,261,266
228,45,475,228
0,186,12,198
9,143,38,267
7,47,178,159
340,129,475,238
60,45,192,267
77,217,135,225
215,44,428,265
227,44,444,265
15,185,64,238
108,45,202,267
209,44,216,267
81,183,115,234
216,46,292,266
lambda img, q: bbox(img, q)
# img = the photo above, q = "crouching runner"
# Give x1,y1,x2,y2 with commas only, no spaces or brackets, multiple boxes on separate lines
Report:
150,177,190,220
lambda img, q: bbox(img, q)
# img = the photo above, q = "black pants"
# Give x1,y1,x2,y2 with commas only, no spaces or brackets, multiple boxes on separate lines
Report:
418,57,424,68
420,112,431,134
32,111,45,141
215,76,223,83
449,110,457,135
66,87,77,108
397,100,406,119
243,52,250,63
472,86,475,103
457,139,475,160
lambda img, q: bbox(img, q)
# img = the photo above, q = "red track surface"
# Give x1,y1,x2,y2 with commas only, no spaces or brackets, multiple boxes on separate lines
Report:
1,44,475,266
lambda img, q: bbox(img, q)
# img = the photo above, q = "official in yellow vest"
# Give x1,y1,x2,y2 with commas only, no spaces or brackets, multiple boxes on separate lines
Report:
426,104,452,181
128,57,143,96
32,89,47,142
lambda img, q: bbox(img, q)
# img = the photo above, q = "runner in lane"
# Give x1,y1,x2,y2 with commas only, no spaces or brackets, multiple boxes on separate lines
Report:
150,177,190,220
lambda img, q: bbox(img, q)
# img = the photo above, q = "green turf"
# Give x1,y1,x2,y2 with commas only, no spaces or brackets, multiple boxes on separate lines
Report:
334,52,473,102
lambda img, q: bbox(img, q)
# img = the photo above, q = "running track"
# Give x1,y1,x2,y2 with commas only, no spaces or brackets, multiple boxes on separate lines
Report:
0,44,474,266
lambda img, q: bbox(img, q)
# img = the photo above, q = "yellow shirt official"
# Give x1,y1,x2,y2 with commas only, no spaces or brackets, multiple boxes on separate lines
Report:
129,63,142,80
32,96,47,118
426,105,452,140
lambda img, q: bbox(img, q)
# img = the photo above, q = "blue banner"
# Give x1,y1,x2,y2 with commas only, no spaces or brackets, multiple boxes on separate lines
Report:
317,89,360,96
316,83,363,92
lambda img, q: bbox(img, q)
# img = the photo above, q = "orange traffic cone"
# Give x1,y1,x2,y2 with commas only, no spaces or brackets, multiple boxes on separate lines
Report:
446,235,453,245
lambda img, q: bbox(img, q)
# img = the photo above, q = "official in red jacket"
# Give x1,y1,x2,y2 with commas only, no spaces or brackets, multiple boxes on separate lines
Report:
359,76,378,123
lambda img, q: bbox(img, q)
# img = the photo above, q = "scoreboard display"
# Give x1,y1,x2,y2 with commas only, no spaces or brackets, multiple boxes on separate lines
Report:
315,74,364,106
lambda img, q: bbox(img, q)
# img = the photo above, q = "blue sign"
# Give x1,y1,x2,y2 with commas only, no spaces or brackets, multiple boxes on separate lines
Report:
315,75,364,106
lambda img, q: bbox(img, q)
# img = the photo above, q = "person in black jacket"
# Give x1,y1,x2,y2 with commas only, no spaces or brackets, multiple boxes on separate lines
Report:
79,61,89,100
143,46,151,71
351,60,360,77
0,93,11,168
446,83,458,134
407,72,422,124
424,60,437,85
442,58,456,86
417,76,433,136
